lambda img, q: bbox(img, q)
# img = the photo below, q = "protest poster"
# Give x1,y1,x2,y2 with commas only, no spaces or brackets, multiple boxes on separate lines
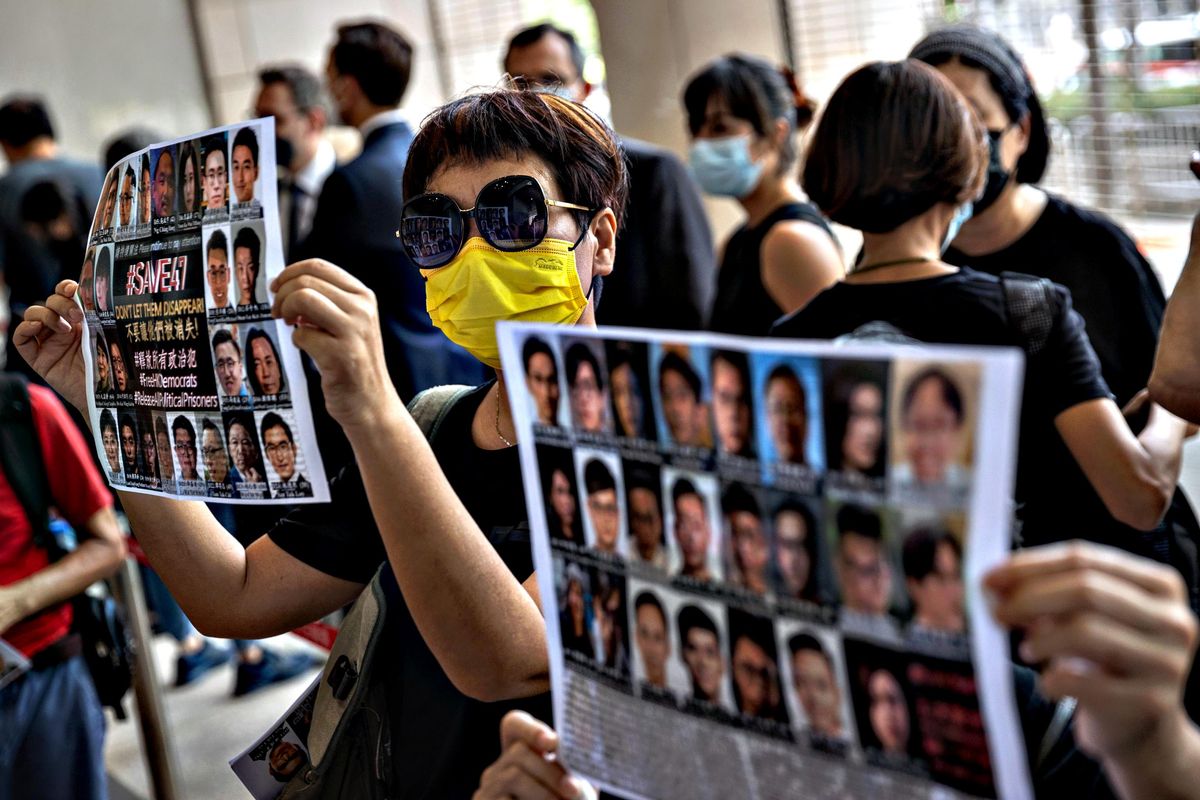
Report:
230,676,318,798
0,638,30,690
499,322,1031,800
78,119,327,503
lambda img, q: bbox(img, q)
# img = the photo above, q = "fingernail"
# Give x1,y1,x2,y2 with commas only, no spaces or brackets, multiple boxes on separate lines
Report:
1019,640,1035,663
69,306,83,321
561,776,580,797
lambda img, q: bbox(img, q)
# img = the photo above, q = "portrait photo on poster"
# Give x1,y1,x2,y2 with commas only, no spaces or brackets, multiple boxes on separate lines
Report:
822,358,890,484
623,459,669,571
92,166,118,232
555,554,597,663
201,132,230,218
230,124,263,210
651,342,712,450
894,507,968,644
561,336,611,435
115,160,140,231
605,339,657,442
203,225,234,316
223,410,271,499
672,594,735,717
211,323,251,403
150,144,178,221
710,347,756,460
720,481,773,597
765,490,828,606
231,219,269,312
889,359,982,505
841,638,926,770
625,579,691,699
242,323,288,402
198,413,236,498
660,467,723,584
775,620,858,756
256,408,312,499
96,407,124,486
574,447,627,558
725,604,792,734
176,139,205,217
521,333,564,429
751,352,825,475
92,243,114,318
539,443,584,545
151,410,178,493
826,500,904,641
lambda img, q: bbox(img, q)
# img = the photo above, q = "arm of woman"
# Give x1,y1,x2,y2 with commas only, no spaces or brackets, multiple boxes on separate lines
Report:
1056,398,1187,531
760,220,844,316
13,283,365,638
1150,213,1200,423
273,260,550,702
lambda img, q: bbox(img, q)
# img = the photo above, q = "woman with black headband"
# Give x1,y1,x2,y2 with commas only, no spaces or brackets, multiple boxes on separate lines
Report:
910,25,1167,410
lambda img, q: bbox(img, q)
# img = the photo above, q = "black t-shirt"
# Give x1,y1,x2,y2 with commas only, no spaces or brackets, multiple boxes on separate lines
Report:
945,194,1165,408
709,202,836,336
771,268,1138,551
268,382,551,798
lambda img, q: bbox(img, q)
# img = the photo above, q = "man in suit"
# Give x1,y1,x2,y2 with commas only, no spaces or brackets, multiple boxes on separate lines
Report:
301,22,482,416
503,24,715,330
253,65,336,260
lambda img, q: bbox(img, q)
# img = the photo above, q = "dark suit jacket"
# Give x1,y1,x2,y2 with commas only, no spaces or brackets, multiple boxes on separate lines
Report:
298,120,484,466
597,138,715,330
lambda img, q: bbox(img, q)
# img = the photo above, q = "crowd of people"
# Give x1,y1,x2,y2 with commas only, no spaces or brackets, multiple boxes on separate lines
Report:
2,12,1200,800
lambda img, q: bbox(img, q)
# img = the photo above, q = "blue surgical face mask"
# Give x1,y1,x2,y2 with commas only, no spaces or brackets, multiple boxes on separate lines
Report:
942,202,974,254
688,135,764,199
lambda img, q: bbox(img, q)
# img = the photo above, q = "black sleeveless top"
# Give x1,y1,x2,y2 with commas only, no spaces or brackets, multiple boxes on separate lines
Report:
708,201,835,335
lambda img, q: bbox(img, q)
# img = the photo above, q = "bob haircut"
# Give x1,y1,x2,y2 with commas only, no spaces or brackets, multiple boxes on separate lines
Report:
682,53,815,174
803,60,987,234
403,89,628,229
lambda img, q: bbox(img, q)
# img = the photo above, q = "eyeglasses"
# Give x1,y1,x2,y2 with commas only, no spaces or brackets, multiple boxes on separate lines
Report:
264,442,293,456
397,175,596,270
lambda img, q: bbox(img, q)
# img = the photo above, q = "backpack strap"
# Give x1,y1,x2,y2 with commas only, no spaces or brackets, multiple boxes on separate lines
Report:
289,382,476,782
0,374,59,559
406,384,474,443
1000,272,1057,357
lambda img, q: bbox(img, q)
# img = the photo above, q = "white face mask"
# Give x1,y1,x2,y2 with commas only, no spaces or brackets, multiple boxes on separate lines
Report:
688,135,765,199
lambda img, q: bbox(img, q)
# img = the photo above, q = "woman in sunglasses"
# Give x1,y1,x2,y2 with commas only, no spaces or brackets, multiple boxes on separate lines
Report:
16,88,626,797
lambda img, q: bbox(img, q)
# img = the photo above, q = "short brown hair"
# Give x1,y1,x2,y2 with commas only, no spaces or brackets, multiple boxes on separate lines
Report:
403,89,628,227
332,21,413,107
802,60,986,233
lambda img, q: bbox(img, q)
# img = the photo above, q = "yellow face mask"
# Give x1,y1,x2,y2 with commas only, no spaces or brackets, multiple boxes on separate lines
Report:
422,237,588,368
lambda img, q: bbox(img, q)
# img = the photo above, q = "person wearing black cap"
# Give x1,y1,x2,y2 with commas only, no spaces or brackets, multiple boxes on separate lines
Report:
910,25,1166,411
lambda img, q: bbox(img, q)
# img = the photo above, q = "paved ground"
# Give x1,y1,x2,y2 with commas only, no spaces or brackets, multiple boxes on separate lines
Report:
104,633,324,800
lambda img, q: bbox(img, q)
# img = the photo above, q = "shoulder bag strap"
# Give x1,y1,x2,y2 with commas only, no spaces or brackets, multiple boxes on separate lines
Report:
0,373,58,558
1000,271,1057,357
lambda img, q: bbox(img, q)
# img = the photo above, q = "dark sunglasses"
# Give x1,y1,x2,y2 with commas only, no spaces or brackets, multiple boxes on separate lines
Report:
397,174,596,269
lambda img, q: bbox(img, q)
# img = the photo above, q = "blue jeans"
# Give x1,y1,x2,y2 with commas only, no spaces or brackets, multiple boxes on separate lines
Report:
0,655,107,800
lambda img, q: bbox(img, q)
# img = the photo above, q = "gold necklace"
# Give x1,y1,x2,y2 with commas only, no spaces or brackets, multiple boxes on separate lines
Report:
494,382,515,448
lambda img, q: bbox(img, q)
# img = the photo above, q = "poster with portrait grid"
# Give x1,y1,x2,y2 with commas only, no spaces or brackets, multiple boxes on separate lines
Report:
499,322,1031,800
77,118,327,504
